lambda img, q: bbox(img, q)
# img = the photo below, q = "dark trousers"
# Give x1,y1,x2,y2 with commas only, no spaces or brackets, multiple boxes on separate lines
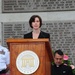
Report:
0,69,7,74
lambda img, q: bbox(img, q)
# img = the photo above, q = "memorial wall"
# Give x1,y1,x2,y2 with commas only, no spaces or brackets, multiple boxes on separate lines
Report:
2,0,75,13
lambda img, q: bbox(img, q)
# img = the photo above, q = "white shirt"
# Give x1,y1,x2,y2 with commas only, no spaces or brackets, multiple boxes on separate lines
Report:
0,45,10,71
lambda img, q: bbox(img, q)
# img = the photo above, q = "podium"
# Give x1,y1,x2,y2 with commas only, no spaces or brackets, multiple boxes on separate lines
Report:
6,38,53,75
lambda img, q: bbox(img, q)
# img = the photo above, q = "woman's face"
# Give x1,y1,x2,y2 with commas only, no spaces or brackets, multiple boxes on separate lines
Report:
32,17,40,30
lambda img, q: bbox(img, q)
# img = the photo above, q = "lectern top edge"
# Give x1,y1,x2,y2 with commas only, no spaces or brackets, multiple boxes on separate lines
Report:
6,38,49,43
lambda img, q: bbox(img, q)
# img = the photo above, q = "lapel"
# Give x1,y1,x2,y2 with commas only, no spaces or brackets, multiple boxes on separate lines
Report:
38,31,43,38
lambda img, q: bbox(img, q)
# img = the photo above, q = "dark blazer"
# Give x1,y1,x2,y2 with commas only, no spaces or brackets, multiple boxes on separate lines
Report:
24,31,50,40
51,63,73,75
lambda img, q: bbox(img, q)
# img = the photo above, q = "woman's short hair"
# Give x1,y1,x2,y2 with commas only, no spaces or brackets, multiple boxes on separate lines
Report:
29,15,42,28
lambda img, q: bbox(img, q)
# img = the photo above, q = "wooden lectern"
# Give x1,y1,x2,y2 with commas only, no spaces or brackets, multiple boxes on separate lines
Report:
6,38,53,75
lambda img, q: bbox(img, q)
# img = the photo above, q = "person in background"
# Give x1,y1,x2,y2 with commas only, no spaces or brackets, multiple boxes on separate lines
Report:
24,15,50,40
51,49,73,75
0,45,10,75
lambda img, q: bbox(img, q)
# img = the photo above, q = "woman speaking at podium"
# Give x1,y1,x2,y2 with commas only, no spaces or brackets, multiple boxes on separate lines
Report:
24,15,50,40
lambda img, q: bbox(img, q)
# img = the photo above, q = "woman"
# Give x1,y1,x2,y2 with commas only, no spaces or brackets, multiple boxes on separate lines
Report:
24,15,50,40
